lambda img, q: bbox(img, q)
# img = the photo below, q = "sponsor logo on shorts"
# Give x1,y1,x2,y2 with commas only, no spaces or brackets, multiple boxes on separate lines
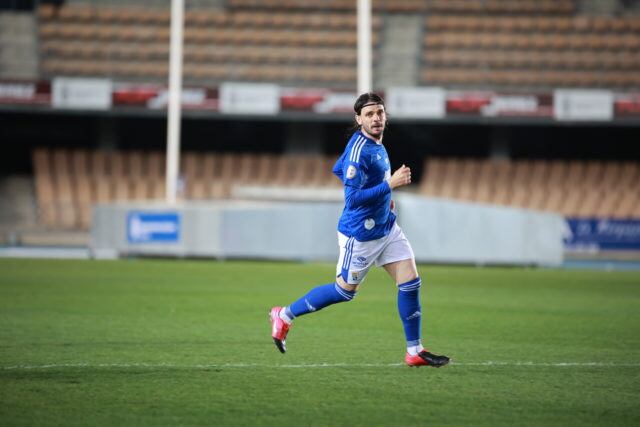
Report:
353,256,367,268
351,271,360,281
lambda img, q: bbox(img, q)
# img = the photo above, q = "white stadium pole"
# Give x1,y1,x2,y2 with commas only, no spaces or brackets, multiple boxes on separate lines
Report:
165,0,185,204
357,0,372,94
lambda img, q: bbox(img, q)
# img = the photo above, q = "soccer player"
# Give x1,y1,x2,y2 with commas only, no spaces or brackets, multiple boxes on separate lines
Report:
270,92,450,368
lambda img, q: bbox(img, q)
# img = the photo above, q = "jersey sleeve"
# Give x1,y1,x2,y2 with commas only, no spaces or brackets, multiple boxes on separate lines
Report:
344,180,391,209
342,160,366,188
342,140,368,188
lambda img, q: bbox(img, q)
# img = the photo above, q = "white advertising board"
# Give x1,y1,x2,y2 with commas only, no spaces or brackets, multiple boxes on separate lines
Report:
219,82,280,115
386,87,446,118
553,89,613,121
52,77,112,110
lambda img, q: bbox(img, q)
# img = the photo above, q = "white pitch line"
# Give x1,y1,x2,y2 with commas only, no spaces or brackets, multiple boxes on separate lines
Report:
2,361,640,370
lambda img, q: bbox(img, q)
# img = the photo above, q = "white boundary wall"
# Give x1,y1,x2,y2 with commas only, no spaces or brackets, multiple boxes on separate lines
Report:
395,194,564,265
91,194,564,266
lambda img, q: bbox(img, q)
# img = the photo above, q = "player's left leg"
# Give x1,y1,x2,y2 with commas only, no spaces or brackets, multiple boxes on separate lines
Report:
269,233,375,354
379,225,450,368
269,281,355,353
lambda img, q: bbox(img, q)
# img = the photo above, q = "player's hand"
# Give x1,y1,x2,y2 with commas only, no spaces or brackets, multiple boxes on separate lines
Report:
388,164,411,189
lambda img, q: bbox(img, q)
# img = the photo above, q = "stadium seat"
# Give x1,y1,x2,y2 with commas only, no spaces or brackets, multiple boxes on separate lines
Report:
131,178,151,201
34,174,56,227
54,173,77,229
420,4,640,90
75,178,93,229
145,151,165,179
113,176,130,202
93,177,112,204
415,157,640,218
151,180,166,201
32,148,51,177
37,3,377,87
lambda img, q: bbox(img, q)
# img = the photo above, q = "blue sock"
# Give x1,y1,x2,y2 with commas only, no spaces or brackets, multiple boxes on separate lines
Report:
397,277,422,347
286,283,355,318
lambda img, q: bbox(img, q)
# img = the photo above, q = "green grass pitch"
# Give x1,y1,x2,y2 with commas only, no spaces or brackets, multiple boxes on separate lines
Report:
0,258,639,426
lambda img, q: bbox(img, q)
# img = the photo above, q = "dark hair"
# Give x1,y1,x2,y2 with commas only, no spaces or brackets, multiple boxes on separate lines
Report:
353,92,385,115
349,92,388,133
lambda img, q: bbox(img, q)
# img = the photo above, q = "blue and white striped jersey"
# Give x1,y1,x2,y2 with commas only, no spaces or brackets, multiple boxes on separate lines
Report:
332,130,396,241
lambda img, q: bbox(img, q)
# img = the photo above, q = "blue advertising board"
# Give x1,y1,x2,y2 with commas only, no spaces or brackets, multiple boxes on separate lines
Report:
127,212,180,244
564,218,640,251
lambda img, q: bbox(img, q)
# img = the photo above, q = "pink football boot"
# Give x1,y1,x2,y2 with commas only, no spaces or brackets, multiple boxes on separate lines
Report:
269,307,290,353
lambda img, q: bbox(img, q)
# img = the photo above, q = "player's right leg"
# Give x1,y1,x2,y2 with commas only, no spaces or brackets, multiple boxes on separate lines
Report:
379,224,450,368
385,259,449,368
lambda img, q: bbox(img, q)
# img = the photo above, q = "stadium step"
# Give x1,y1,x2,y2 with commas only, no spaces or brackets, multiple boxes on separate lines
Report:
0,12,38,79
0,175,38,228
376,15,423,88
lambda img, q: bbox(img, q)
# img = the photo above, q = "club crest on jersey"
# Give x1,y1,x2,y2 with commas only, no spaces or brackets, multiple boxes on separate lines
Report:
364,218,375,230
346,165,357,179
376,154,382,160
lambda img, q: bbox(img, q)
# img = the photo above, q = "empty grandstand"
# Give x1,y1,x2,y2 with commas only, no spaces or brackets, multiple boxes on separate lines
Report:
30,0,640,89
0,0,638,256
31,148,341,230
37,2,382,87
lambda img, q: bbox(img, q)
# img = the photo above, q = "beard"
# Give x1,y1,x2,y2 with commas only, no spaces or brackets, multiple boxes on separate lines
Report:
365,123,384,138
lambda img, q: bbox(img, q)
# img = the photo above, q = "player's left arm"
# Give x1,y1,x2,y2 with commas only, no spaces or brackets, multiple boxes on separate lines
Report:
342,148,392,208
344,181,391,209
345,164,411,209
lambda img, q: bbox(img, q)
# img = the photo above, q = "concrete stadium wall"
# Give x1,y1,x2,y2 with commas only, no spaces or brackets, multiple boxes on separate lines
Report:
91,195,565,266
395,194,564,266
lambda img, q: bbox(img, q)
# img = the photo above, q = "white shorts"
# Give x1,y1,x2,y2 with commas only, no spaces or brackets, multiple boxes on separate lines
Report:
335,222,415,285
